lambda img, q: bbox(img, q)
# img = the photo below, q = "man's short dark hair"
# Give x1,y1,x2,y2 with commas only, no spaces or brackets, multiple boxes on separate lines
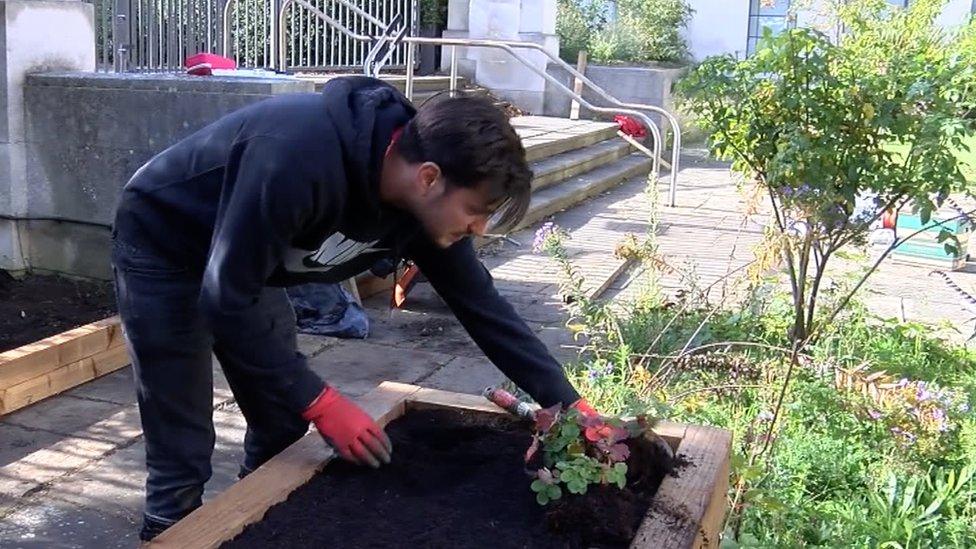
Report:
397,93,532,232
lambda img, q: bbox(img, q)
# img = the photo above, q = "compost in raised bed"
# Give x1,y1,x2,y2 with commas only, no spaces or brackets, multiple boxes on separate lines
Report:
224,408,676,548
0,273,116,353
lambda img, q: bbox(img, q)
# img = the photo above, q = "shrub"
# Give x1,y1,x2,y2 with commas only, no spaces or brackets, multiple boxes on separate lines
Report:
557,0,693,64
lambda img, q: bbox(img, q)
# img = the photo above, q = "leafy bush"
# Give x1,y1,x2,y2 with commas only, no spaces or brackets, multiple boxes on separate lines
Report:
557,0,693,64
677,0,975,344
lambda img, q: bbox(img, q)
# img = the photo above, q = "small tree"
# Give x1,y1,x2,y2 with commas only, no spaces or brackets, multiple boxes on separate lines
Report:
677,0,975,344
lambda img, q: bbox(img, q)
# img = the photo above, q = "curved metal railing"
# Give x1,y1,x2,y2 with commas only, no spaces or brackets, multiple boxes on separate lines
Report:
222,0,684,204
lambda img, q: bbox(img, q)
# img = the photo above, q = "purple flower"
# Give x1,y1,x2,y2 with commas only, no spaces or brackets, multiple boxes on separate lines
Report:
896,378,910,388
916,382,933,402
781,186,794,198
532,222,558,253
867,409,883,420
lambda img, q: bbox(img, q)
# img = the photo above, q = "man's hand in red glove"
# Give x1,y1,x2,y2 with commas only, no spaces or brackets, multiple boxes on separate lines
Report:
302,386,392,468
570,398,599,418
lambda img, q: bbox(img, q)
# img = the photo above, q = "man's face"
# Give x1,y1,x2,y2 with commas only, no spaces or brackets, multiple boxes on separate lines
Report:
410,164,497,248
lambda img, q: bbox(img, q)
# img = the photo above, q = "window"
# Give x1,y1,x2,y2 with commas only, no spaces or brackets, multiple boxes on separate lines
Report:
747,0,792,55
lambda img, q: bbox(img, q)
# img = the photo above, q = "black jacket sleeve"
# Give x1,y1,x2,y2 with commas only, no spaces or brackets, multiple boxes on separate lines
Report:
408,236,581,408
200,136,338,412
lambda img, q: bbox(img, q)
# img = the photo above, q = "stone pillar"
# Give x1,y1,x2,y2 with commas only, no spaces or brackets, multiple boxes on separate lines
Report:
0,0,95,273
442,0,558,114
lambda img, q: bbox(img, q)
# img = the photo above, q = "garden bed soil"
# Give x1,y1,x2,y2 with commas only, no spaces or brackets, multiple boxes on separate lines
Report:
0,273,116,353
223,408,677,548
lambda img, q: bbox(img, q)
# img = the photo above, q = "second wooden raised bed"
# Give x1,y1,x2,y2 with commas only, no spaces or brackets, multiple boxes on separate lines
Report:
0,316,129,415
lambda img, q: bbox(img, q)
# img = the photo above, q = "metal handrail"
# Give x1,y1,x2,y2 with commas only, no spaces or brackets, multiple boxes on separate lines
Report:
262,0,683,203
363,13,408,77
281,0,671,191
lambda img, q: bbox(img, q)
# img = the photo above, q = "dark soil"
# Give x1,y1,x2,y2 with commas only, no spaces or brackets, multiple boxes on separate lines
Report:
224,408,676,549
0,272,116,353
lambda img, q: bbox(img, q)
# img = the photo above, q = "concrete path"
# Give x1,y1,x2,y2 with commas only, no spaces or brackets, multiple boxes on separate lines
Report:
1,148,972,547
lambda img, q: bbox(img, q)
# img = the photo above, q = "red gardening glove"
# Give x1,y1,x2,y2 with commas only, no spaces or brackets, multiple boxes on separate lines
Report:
570,398,599,418
302,386,392,468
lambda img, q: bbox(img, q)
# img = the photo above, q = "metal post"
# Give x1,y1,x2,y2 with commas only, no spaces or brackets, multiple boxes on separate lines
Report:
449,45,457,97
269,0,278,69
114,0,131,72
278,0,290,71
405,41,414,101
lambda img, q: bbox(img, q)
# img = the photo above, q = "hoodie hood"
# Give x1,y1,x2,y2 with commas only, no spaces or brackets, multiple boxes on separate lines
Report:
319,76,416,240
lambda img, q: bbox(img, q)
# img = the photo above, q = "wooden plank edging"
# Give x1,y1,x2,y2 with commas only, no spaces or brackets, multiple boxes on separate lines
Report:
0,316,129,415
148,382,423,549
630,425,732,548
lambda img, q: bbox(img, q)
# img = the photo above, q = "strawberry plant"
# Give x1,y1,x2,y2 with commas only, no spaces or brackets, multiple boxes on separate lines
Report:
526,405,645,505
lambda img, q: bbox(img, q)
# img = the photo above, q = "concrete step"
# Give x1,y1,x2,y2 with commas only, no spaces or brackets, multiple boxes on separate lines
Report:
511,153,653,232
408,86,488,106
530,138,633,192
512,117,621,163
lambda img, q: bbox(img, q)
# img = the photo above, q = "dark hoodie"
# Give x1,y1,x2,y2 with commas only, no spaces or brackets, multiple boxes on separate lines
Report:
113,76,580,411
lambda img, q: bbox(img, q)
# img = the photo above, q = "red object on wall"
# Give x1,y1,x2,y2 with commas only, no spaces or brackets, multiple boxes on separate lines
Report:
614,115,647,139
881,209,897,229
185,53,236,76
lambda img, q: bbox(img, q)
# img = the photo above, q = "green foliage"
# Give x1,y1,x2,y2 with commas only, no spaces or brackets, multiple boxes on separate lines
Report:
676,0,975,343
419,0,447,27
526,407,638,505
556,0,693,64
538,226,976,543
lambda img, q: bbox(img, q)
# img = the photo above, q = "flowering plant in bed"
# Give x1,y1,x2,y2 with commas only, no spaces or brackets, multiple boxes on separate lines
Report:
526,405,650,505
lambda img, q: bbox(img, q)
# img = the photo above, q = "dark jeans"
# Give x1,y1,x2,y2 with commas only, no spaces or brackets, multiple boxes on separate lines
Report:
111,238,310,526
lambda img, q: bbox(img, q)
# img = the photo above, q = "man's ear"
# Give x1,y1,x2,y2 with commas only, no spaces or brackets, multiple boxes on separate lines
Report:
416,162,442,196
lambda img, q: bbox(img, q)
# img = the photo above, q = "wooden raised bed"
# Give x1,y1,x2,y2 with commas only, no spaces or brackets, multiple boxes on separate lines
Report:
149,382,731,548
0,316,129,415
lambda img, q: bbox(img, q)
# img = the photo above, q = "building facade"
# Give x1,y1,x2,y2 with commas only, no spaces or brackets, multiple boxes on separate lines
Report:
682,0,974,61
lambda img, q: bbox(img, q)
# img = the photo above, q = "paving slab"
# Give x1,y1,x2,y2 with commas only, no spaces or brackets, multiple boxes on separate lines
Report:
534,325,584,365
362,307,482,358
0,423,66,468
307,340,453,397
419,356,508,395
0,434,119,504
296,333,339,357
44,409,247,520
0,496,139,549
67,361,236,409
62,369,135,406
0,396,129,441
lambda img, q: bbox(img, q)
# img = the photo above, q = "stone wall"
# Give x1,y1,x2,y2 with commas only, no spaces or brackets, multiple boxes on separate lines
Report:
21,72,314,278
0,0,96,272
542,63,687,131
442,0,559,114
